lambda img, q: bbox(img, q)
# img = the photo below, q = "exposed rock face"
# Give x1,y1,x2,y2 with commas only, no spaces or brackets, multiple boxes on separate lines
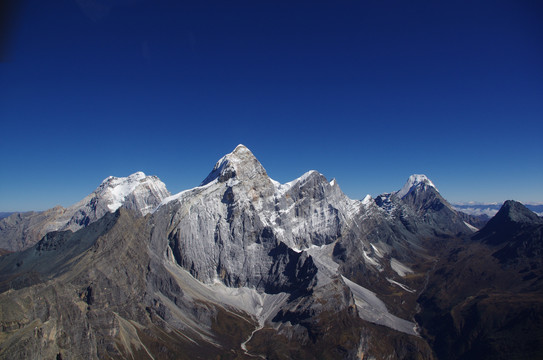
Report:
393,174,474,237
474,200,543,244
0,206,66,252
0,172,170,252
154,145,355,289
0,145,539,359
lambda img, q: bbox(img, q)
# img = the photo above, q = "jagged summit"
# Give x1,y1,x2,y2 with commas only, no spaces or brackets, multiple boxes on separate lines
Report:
473,200,543,245
93,171,153,212
0,171,170,251
200,144,268,186
396,174,437,198
3,144,543,360
362,194,373,204
494,200,543,224
92,171,170,214
471,200,543,271
101,171,146,185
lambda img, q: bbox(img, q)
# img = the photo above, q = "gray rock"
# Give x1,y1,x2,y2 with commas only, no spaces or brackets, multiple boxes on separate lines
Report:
2,145,474,359
0,172,170,252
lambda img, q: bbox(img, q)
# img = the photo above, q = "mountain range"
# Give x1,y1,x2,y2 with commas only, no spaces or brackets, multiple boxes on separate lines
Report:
0,145,541,359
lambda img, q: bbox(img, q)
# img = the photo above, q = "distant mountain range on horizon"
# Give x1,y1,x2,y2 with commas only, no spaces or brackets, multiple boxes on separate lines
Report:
1,144,542,359
453,203,543,218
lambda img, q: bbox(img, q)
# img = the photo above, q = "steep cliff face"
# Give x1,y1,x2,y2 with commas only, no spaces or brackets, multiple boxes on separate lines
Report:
0,172,170,252
0,206,66,252
0,145,438,359
152,147,430,338
143,146,378,357
0,208,265,359
388,174,474,238
10,145,536,359
154,145,356,288
333,172,479,320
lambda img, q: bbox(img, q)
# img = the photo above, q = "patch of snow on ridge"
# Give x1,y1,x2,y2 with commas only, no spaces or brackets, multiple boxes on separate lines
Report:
390,258,413,277
387,278,416,293
396,174,436,199
362,194,373,205
275,170,320,195
96,171,169,214
370,243,385,258
304,243,340,283
155,178,218,211
463,221,479,232
342,276,418,336
363,249,381,268
271,171,322,199
101,172,148,212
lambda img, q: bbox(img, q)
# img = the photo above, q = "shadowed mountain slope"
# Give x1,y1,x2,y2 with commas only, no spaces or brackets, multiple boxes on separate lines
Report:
417,200,543,360
2,146,540,359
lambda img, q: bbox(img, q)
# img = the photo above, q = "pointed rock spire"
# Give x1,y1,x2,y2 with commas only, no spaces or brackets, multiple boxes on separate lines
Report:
200,144,269,186
396,174,437,198
473,200,543,245
493,200,543,224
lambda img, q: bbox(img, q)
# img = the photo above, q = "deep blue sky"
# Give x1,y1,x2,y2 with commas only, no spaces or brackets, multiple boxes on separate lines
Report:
1,0,542,211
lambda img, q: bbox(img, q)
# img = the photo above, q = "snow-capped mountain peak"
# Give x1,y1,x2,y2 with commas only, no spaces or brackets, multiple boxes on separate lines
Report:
396,174,437,198
0,171,171,251
96,171,169,213
362,194,373,205
101,170,145,182
200,144,268,186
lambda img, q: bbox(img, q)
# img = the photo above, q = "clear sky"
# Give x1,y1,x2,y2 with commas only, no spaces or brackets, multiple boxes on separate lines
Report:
1,0,542,211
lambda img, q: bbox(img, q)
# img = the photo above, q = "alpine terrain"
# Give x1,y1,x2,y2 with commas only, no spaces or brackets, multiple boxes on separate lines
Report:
0,145,541,359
